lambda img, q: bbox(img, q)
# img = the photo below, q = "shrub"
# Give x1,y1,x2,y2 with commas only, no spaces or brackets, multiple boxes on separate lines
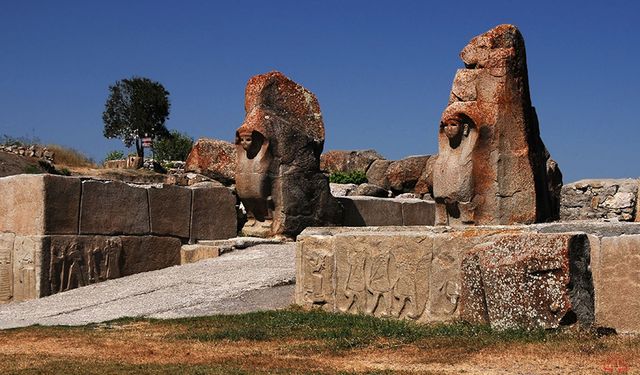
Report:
153,130,193,162
329,170,368,184
105,150,125,161
23,164,42,174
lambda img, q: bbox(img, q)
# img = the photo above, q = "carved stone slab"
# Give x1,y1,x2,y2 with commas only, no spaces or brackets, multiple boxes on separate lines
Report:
12,236,44,301
189,184,237,242
0,233,15,302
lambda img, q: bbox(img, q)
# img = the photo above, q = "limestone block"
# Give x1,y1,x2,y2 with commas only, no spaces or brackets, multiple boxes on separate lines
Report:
0,175,80,235
148,184,191,239
119,236,181,276
189,184,237,242
460,233,594,330
0,233,15,302
400,199,435,226
337,196,403,226
296,234,336,311
79,180,150,235
180,244,219,264
12,236,44,301
595,235,640,333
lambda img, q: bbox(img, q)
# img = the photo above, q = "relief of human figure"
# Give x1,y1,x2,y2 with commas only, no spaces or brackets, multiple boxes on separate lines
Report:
365,250,395,316
433,110,479,225
391,255,429,319
63,242,86,291
235,124,273,232
305,251,329,304
341,248,366,313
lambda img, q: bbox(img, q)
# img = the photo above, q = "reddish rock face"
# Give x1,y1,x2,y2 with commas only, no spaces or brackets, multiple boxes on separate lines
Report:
184,138,236,185
433,24,561,225
385,155,431,194
235,71,342,238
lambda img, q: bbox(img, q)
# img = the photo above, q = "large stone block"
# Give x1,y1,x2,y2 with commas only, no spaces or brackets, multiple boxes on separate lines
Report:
400,199,435,226
595,235,640,333
189,184,237,242
79,180,150,235
120,236,181,276
337,196,403,226
460,233,594,330
320,149,384,174
0,175,80,235
180,244,219,264
148,184,191,239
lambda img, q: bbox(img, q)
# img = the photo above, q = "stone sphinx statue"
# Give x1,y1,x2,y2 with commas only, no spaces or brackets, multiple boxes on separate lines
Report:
235,71,342,238
433,24,561,225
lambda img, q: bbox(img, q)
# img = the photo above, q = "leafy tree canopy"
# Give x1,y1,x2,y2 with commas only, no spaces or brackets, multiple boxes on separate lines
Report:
102,77,170,158
153,130,194,162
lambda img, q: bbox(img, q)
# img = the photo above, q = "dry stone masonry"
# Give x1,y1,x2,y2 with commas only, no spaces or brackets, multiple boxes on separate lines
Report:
560,179,639,222
0,174,237,303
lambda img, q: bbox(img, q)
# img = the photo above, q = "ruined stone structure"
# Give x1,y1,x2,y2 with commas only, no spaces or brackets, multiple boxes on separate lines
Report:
185,138,237,185
561,179,639,222
297,222,640,332
0,174,237,303
235,71,342,238
433,24,560,226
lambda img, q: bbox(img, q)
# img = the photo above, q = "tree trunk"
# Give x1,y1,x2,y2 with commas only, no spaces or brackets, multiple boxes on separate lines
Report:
136,139,144,159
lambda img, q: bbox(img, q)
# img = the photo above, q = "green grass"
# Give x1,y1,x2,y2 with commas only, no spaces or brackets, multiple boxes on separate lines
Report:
168,307,557,351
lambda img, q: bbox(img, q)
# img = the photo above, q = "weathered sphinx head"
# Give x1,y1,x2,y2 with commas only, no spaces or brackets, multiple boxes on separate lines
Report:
439,112,475,149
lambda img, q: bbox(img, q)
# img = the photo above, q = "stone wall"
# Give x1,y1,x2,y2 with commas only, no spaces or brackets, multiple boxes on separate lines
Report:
0,174,237,302
560,179,639,222
296,222,640,333
337,197,435,226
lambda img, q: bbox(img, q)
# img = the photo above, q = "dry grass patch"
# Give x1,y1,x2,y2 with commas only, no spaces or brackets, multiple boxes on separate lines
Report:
0,309,639,374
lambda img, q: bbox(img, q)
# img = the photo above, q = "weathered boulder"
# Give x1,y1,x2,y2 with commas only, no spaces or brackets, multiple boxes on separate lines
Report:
385,155,431,194
329,183,357,197
348,183,388,198
460,233,594,330
184,138,237,185
320,149,384,174
560,179,638,222
235,71,342,238
365,159,393,190
433,24,561,226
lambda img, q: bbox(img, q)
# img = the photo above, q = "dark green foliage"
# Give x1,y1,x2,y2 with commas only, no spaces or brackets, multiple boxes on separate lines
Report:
329,170,368,185
102,77,171,158
153,130,193,162
23,164,42,174
105,150,125,161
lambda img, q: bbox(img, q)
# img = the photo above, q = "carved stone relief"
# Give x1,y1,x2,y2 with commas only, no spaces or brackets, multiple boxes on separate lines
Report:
0,233,15,302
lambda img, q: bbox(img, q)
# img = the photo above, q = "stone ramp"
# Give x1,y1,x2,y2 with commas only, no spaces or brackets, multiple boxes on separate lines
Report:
0,244,295,329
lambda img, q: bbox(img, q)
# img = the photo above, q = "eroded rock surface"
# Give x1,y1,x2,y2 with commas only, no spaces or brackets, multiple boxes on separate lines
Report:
433,24,560,226
320,150,384,174
561,179,638,222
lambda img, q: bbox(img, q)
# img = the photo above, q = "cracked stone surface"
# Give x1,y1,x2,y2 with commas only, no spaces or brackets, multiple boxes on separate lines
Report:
0,243,295,329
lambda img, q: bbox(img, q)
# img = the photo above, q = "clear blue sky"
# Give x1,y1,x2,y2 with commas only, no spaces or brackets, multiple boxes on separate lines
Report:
1,1,638,183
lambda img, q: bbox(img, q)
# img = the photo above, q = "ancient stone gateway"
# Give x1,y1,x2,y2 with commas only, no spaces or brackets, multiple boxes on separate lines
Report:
235,71,342,238
433,24,561,226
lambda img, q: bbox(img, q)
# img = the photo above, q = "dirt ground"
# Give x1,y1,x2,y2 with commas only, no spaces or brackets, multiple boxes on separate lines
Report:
0,321,638,374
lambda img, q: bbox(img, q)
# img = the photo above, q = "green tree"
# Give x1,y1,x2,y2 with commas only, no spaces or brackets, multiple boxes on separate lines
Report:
102,77,170,158
153,130,194,162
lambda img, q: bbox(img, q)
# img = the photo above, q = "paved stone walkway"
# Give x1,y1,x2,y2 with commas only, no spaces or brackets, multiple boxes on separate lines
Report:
0,244,296,329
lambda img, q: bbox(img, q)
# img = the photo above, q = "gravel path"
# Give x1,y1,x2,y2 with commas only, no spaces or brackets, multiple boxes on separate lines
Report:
0,243,296,329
